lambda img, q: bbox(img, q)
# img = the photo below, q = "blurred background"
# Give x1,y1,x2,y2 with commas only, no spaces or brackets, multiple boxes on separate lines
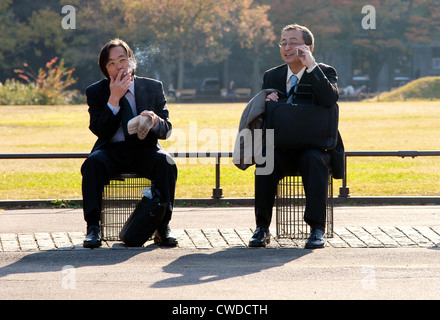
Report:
1,0,439,103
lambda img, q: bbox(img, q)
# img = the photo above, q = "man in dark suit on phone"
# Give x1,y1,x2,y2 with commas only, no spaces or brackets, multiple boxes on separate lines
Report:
249,24,344,249
81,39,178,248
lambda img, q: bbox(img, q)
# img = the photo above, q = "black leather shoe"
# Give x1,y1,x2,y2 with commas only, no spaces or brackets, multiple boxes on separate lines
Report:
83,225,102,248
249,227,270,247
154,225,178,247
305,229,325,249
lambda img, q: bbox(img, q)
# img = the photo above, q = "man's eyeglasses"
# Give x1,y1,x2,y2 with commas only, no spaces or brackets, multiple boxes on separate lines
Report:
106,58,129,69
278,41,304,49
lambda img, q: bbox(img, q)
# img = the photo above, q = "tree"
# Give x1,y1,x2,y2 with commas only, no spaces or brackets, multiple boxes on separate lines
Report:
267,0,440,91
267,0,349,60
2,0,439,95
123,0,234,91
405,0,440,45
349,0,440,90
0,0,32,80
235,0,276,93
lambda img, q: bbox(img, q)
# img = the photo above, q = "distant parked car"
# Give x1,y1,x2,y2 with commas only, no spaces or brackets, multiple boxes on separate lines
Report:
393,76,411,88
198,78,221,96
351,76,371,92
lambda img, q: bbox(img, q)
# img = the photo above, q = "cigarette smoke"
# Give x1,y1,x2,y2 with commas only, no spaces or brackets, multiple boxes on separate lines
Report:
132,44,160,75
125,60,136,75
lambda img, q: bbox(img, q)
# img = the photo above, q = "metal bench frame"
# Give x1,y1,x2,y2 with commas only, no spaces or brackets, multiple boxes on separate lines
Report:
275,174,334,239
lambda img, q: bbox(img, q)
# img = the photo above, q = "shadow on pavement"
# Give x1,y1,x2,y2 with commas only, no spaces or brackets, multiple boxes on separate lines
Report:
0,247,151,280
151,248,311,288
0,246,311,289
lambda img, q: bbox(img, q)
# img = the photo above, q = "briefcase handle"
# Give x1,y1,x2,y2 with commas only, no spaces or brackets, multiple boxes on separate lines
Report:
286,83,315,105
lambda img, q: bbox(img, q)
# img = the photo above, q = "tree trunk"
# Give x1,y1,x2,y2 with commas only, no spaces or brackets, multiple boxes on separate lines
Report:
252,52,260,95
177,48,184,91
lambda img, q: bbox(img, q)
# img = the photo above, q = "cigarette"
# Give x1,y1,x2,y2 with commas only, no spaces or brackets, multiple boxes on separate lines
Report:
123,68,132,76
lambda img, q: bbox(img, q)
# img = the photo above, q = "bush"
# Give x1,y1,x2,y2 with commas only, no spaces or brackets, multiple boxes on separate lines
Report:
0,57,84,105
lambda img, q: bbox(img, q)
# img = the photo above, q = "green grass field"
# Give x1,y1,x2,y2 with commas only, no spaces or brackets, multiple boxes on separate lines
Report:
1,101,439,200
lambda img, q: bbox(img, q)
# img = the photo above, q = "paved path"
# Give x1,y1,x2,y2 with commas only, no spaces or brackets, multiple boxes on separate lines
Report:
1,205,440,301
1,206,439,251
1,225,440,252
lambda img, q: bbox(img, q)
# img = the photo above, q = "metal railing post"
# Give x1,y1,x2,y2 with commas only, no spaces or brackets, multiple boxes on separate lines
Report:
338,153,350,198
212,153,223,200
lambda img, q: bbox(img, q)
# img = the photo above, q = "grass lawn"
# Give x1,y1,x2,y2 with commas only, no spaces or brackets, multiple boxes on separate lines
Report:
1,101,439,200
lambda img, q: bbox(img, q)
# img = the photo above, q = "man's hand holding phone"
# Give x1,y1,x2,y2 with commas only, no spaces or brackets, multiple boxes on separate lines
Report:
295,45,316,69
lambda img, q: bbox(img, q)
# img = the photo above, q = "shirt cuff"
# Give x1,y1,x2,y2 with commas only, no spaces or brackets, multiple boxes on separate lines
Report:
107,102,121,115
306,62,318,73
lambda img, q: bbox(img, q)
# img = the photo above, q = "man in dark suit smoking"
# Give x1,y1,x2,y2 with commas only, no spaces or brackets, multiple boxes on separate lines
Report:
81,39,178,248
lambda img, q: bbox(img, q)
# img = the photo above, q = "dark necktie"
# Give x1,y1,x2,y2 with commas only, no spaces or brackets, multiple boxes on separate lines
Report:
119,96,136,140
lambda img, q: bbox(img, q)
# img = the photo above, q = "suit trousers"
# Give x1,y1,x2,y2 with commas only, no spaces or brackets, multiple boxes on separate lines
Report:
254,148,331,231
81,141,178,228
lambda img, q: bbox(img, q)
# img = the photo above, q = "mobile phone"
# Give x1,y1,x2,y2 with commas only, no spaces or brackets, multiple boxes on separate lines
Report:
296,48,304,57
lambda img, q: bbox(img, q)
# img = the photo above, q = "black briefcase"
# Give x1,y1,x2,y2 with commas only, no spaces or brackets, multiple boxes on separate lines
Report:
265,87,339,150
119,189,166,247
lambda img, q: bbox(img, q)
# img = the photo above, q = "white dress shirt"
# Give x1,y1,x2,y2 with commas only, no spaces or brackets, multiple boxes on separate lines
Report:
286,63,318,93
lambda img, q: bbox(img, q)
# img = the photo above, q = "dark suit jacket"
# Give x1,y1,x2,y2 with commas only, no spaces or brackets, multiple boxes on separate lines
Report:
262,63,345,179
85,76,172,152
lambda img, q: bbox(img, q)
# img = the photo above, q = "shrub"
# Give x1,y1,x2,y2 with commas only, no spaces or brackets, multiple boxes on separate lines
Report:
0,57,83,105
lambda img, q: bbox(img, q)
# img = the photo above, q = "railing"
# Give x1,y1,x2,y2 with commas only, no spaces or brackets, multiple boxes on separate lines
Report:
340,151,440,198
1,150,439,199
0,152,232,200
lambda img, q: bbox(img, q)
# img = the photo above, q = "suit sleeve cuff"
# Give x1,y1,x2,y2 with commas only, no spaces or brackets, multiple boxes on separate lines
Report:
150,120,160,134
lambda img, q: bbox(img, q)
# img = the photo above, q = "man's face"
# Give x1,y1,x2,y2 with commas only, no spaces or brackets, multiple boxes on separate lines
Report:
106,46,131,80
279,29,305,65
